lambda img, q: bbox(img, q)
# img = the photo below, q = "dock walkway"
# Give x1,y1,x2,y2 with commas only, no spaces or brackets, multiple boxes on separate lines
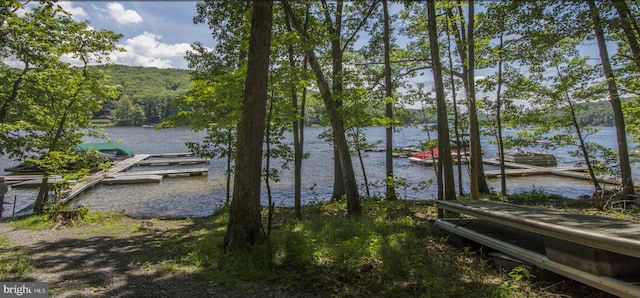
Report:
482,159,639,187
7,153,210,216
436,200,640,297
61,154,150,204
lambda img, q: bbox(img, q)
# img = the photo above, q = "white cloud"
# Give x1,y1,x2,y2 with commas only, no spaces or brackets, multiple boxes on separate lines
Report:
105,3,143,25
57,2,88,20
109,32,192,69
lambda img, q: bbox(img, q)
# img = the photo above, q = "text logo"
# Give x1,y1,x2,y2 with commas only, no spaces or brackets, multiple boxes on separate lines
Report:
0,282,48,298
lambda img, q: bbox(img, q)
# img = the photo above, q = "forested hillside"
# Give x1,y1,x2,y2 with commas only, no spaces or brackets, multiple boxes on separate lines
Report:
93,64,192,126
91,64,627,128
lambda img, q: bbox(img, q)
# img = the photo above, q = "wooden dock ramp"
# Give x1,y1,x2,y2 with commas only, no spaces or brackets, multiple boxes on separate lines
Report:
61,154,151,204
436,200,640,298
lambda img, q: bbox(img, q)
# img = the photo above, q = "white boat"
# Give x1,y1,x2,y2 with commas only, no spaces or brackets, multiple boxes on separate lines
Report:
497,148,557,167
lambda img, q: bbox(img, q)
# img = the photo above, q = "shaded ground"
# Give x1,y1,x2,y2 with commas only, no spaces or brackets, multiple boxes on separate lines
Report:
0,218,290,298
0,198,633,298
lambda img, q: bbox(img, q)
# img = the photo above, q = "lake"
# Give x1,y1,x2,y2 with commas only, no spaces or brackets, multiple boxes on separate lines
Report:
1,126,637,219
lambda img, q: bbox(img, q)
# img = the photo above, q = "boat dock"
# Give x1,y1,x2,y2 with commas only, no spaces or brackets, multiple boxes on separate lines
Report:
436,200,640,297
5,153,210,214
482,159,640,187
62,154,208,203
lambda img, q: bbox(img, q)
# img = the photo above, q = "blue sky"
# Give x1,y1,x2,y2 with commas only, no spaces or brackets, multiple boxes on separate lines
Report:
57,1,216,69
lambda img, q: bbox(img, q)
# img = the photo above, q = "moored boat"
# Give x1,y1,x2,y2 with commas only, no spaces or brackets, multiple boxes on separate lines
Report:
496,148,557,167
76,143,133,160
4,143,134,174
408,148,468,165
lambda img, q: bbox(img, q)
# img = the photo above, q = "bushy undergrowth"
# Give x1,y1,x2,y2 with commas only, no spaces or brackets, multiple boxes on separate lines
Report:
188,200,516,297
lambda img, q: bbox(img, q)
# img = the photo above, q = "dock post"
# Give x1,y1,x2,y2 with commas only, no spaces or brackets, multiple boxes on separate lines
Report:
12,195,16,218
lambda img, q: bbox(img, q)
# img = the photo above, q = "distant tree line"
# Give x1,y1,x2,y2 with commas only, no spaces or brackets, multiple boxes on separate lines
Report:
91,63,629,128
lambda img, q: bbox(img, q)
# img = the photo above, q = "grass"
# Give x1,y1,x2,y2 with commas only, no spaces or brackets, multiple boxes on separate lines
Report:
10,214,56,230
179,200,529,297
2,197,631,297
0,235,34,278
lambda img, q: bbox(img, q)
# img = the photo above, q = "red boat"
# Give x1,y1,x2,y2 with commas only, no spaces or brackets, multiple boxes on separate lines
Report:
408,148,467,165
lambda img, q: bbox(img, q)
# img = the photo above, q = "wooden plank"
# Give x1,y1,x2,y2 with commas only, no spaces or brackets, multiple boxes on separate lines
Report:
484,166,586,177
103,174,162,184
146,152,193,158
436,200,640,259
134,158,209,166
61,154,151,203
10,177,67,189
116,167,208,177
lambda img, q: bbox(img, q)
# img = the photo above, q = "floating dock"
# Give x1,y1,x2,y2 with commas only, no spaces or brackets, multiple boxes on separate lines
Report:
134,158,209,166
62,154,152,204
481,159,639,187
7,153,210,215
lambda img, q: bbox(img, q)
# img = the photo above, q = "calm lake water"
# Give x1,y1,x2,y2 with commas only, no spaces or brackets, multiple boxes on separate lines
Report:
1,126,637,219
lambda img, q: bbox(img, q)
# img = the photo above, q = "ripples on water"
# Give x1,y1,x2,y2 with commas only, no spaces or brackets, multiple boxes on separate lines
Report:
1,126,636,219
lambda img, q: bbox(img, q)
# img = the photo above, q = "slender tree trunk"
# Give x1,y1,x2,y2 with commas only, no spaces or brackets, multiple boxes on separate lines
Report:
382,0,397,200
265,84,275,238
612,0,640,70
447,1,490,198
285,15,304,219
226,129,232,205
352,127,370,198
568,100,601,193
445,16,464,197
330,0,346,202
0,65,29,122
466,0,489,199
332,150,345,200
297,59,308,218
427,0,456,219
495,34,507,198
282,0,361,215
588,0,636,200
290,60,303,219
224,0,273,252
33,176,49,214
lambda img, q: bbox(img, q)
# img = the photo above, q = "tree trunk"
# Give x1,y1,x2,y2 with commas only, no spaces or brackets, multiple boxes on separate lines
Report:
588,0,636,199
495,34,507,198
466,0,489,199
447,1,489,199
330,0,346,202
33,176,49,214
444,14,464,197
224,0,273,252
282,0,361,216
285,14,307,220
611,0,640,70
383,0,397,200
427,0,456,219
567,100,601,193
307,49,361,215
226,129,232,205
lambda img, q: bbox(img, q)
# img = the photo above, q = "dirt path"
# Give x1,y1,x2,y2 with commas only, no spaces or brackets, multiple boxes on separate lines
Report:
0,218,290,298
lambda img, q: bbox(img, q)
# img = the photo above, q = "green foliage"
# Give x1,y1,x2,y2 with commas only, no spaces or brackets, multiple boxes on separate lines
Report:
1,2,122,213
96,64,192,125
501,265,534,290
182,201,518,296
